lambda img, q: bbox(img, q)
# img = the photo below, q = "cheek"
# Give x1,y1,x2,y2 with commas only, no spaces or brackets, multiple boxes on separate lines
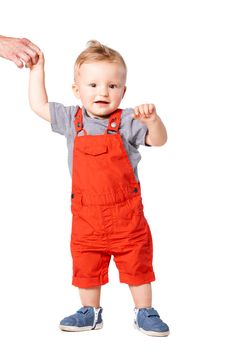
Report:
80,89,94,103
111,91,123,102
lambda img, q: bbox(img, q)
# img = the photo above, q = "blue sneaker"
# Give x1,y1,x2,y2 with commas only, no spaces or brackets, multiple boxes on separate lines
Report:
59,306,103,332
134,307,170,336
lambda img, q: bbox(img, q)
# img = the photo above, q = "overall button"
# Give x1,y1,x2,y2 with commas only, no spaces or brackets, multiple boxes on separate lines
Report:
110,122,117,128
71,193,74,199
133,187,138,193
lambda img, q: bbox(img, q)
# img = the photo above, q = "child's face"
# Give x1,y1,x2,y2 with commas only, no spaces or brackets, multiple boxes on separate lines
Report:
73,61,126,118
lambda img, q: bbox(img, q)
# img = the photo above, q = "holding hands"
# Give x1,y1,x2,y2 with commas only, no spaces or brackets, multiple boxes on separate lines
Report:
29,49,44,70
0,35,40,68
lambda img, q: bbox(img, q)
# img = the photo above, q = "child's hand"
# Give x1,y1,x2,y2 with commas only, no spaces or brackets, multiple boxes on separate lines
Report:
131,104,159,124
27,48,44,70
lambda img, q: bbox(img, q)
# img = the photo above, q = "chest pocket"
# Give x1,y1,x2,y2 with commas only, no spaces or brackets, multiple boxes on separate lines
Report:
83,144,108,156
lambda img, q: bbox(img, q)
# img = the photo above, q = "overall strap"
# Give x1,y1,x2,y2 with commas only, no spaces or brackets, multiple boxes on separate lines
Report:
105,109,122,134
74,107,87,135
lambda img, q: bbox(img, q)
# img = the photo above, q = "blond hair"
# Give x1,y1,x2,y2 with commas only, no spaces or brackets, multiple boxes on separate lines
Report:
74,40,127,81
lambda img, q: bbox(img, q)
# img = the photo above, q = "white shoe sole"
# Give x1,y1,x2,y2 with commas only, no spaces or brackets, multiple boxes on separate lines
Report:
134,323,170,337
60,322,103,332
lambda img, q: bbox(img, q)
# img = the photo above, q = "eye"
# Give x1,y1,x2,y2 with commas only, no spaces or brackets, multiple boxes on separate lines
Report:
109,84,117,89
89,83,96,87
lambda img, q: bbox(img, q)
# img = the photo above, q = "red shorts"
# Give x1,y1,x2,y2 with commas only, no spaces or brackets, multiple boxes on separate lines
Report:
70,195,155,288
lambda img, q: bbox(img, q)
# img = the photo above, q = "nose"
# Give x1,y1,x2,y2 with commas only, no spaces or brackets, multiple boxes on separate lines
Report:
99,85,109,97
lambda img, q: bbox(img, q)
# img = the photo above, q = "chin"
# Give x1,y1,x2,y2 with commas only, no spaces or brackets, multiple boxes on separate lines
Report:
95,108,115,116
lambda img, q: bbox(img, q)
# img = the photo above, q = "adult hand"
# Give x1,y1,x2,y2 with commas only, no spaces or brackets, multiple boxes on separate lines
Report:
0,35,40,68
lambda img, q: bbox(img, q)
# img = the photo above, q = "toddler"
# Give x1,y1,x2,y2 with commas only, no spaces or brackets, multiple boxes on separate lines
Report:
28,40,169,337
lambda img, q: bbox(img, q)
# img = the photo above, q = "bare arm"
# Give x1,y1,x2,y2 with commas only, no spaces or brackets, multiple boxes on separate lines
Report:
144,116,167,146
132,104,167,146
28,50,50,122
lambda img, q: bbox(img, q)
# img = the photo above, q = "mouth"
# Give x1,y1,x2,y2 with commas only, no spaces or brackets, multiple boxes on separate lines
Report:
94,101,110,104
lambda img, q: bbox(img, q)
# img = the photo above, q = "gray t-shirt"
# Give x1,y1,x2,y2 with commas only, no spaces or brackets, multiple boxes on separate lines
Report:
49,103,151,182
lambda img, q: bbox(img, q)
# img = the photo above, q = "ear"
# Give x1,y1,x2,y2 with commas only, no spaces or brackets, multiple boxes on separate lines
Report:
72,83,80,99
122,86,127,99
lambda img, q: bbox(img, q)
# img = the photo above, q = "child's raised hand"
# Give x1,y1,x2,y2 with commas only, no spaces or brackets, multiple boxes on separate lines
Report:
131,104,159,124
27,48,44,70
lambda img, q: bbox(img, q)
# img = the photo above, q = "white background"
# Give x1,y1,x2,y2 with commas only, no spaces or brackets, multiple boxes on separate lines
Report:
0,0,233,349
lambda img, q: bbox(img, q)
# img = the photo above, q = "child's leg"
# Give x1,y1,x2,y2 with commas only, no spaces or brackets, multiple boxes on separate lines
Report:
79,287,101,308
59,287,103,331
129,283,152,308
129,283,170,336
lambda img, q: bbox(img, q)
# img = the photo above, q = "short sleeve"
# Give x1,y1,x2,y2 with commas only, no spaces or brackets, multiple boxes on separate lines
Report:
49,102,78,137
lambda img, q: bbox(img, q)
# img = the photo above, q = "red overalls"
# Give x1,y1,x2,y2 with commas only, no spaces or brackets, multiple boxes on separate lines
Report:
70,108,155,288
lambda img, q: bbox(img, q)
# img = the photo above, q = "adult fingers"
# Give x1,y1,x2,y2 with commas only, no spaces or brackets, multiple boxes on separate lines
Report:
20,38,40,65
11,55,24,68
24,46,39,65
17,51,33,68
21,38,41,54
